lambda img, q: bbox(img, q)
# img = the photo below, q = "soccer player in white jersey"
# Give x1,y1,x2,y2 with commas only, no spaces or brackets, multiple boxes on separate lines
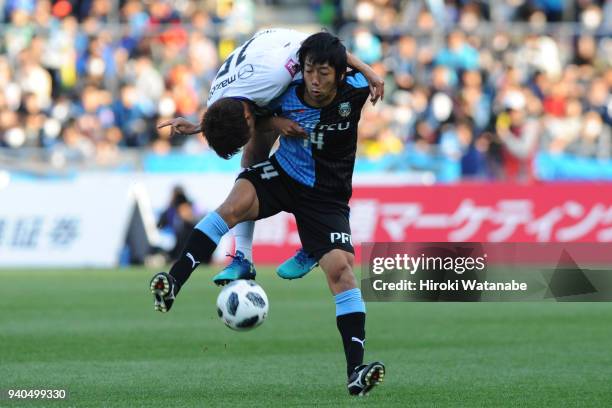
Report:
158,28,384,285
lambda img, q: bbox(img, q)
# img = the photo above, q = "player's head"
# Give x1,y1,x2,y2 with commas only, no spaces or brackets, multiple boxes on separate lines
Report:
298,32,347,105
299,32,347,83
201,98,255,159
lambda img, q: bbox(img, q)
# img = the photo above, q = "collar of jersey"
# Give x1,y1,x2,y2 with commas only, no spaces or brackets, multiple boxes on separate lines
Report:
229,96,256,106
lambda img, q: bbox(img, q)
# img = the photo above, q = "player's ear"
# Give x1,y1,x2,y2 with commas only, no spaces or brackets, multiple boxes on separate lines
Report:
241,101,252,121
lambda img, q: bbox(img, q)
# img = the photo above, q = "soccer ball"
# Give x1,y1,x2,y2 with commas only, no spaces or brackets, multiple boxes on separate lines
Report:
216,280,269,331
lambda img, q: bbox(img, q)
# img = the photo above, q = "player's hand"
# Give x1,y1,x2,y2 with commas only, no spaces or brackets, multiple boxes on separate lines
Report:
157,117,201,136
346,51,384,104
272,117,307,138
363,70,385,105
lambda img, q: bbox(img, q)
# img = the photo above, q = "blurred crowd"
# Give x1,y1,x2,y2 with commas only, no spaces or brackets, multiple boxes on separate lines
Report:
318,0,612,31
0,0,255,163
0,0,611,181
338,0,612,181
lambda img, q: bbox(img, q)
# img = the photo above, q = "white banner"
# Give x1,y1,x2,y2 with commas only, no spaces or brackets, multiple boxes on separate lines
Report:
0,175,134,267
0,172,416,267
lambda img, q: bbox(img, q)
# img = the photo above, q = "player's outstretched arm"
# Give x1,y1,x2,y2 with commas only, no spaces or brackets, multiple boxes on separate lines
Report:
157,117,202,136
346,52,384,105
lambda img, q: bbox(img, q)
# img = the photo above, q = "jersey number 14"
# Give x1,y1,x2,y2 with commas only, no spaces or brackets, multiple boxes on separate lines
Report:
305,132,324,150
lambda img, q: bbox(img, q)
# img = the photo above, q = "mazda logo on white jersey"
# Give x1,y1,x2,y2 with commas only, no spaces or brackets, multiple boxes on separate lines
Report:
238,64,254,79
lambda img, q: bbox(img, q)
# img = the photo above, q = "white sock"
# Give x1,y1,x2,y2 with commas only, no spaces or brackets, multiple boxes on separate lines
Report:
232,221,254,261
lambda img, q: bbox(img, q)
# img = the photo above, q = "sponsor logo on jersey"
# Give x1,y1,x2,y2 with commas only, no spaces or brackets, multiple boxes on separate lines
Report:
238,64,255,79
338,102,351,117
284,58,300,77
208,75,238,99
318,121,350,131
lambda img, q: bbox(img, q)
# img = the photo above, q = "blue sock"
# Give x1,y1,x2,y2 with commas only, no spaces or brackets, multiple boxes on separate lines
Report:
335,288,366,316
195,211,229,244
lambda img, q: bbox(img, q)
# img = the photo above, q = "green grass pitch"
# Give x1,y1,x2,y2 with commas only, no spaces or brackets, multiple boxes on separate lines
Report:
2,267,612,407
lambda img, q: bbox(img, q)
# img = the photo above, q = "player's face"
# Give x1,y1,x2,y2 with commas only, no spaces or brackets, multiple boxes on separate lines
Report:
303,59,338,107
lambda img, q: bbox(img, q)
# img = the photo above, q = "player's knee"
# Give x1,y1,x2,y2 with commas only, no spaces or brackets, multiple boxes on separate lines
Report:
216,204,236,227
217,201,247,227
325,251,356,287
217,180,258,227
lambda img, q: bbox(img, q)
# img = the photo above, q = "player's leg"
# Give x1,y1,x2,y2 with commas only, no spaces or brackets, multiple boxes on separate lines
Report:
319,249,363,375
318,249,384,396
150,178,259,312
295,204,384,395
223,125,278,276
212,158,290,285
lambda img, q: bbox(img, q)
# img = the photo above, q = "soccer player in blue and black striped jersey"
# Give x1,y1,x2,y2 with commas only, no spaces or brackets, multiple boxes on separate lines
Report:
150,32,385,396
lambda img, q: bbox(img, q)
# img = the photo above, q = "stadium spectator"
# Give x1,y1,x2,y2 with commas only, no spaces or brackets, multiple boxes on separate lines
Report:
580,110,611,158
387,35,418,91
0,0,610,183
434,30,480,72
157,185,207,263
496,90,540,182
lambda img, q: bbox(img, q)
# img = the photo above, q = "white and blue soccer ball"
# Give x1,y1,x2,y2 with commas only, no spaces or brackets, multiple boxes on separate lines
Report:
216,280,269,331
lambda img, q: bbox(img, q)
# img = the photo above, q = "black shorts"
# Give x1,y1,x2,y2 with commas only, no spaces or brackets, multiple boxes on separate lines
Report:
237,156,353,261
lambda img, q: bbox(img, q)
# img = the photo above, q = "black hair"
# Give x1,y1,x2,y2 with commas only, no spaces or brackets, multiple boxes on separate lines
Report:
201,98,250,159
298,32,347,83
172,192,188,207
